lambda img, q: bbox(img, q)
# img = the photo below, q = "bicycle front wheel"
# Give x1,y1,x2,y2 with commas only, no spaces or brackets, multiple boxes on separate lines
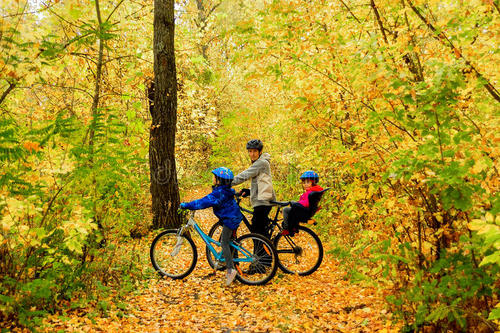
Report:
150,230,197,279
273,225,323,276
234,233,278,285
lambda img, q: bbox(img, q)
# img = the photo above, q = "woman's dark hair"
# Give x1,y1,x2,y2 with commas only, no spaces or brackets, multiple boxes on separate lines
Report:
246,139,263,152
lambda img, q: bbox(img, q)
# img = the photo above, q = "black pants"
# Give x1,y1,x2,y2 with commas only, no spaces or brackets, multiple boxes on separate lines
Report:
251,205,272,267
251,205,272,238
283,203,309,231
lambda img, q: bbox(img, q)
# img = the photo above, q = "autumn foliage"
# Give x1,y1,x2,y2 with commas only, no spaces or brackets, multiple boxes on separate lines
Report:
1,0,499,331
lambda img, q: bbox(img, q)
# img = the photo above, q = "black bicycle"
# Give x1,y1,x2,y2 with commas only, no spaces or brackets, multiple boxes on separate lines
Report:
207,189,328,276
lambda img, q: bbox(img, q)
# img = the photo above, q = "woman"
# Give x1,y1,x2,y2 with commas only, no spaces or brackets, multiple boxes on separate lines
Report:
232,139,276,239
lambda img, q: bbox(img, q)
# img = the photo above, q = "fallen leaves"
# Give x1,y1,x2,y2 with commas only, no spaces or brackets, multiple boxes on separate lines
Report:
37,204,401,333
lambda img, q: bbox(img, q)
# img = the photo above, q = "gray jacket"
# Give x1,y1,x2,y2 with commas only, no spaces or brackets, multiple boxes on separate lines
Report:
232,153,276,207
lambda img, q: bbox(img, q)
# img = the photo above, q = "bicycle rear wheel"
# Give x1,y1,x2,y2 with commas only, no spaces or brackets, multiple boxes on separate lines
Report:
150,230,197,279
273,225,323,276
234,233,278,285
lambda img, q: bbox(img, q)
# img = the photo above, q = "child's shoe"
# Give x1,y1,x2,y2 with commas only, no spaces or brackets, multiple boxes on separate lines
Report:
225,268,237,286
281,228,298,236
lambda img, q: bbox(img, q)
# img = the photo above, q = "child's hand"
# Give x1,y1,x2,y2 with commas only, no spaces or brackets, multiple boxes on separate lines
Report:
177,204,189,215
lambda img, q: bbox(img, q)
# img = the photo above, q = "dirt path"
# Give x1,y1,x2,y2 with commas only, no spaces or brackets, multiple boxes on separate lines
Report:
43,189,400,332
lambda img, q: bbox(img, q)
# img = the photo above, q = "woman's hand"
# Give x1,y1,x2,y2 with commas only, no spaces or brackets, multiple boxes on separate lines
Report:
238,188,250,197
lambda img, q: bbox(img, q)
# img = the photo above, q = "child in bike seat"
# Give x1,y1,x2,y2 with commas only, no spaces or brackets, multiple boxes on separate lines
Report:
180,167,243,286
282,171,323,235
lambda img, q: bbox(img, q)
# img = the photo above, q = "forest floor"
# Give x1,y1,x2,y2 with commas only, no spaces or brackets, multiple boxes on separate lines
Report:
39,188,401,332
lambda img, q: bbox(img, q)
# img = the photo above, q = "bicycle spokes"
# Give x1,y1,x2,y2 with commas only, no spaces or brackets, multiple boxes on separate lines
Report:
274,226,323,276
150,230,198,279
170,236,184,257
233,233,278,285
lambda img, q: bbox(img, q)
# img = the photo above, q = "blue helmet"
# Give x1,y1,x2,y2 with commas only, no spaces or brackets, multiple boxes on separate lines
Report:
300,170,319,183
212,167,234,180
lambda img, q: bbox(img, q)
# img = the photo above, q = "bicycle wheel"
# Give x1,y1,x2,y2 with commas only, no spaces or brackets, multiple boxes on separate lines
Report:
234,233,278,285
273,225,323,276
150,230,197,279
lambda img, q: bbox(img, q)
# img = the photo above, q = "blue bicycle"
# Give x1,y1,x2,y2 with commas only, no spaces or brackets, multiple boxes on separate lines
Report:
150,211,278,285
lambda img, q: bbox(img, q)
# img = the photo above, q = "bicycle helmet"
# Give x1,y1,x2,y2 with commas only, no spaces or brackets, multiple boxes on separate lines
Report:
246,139,263,151
300,170,319,183
211,167,234,180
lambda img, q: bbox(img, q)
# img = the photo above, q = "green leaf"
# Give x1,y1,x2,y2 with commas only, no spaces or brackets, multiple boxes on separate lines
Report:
488,307,500,320
126,109,136,120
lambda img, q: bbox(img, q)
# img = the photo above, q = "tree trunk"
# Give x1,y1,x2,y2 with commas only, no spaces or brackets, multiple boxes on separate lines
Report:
150,0,181,229
89,0,104,159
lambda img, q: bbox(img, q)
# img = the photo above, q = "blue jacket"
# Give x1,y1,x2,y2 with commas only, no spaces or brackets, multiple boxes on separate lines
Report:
182,185,243,230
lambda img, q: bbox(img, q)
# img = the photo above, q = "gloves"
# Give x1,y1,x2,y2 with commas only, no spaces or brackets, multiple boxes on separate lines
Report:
180,202,188,209
239,188,250,197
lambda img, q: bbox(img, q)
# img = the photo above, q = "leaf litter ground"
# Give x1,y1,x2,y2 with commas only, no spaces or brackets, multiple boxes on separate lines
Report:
40,188,401,332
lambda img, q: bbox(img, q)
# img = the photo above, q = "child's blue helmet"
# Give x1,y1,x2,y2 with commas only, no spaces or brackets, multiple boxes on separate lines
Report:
212,167,234,180
300,170,319,183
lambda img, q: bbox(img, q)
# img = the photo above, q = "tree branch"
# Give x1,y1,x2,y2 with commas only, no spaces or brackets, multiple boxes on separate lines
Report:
0,82,16,106
338,0,362,24
405,0,500,103
105,0,127,23
370,0,388,43
383,117,417,142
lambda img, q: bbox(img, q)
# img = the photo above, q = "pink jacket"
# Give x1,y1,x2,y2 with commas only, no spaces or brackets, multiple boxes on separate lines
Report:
297,185,324,208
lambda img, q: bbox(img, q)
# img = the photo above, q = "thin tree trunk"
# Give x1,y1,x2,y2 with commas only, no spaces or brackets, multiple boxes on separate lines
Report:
86,0,106,243
89,0,105,156
150,0,181,229
195,0,221,61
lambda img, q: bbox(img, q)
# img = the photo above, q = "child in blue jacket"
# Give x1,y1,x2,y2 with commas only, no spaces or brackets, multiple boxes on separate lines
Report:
180,167,243,286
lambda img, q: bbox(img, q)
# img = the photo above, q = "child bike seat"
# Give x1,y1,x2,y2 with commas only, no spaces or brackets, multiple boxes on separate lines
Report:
307,188,330,218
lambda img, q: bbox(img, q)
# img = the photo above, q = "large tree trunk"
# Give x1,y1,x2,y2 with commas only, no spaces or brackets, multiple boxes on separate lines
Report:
150,0,181,229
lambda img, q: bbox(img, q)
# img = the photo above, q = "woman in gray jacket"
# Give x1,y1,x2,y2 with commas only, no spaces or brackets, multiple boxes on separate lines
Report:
232,139,276,239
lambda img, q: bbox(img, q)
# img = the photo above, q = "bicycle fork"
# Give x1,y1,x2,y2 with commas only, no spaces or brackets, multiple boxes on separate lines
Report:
171,225,190,257
170,237,183,257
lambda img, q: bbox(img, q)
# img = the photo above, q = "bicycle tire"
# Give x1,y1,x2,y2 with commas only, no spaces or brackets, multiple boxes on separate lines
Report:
150,230,197,279
273,225,323,276
234,233,278,285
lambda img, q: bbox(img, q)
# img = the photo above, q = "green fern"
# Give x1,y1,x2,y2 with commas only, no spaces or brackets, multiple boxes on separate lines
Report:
0,119,24,162
27,112,78,146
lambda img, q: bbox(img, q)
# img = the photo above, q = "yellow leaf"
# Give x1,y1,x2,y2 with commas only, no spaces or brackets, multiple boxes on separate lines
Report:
471,158,489,174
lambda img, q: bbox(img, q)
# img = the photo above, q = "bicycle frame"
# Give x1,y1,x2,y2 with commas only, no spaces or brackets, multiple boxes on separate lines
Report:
179,212,255,265
236,197,284,239
236,197,305,252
